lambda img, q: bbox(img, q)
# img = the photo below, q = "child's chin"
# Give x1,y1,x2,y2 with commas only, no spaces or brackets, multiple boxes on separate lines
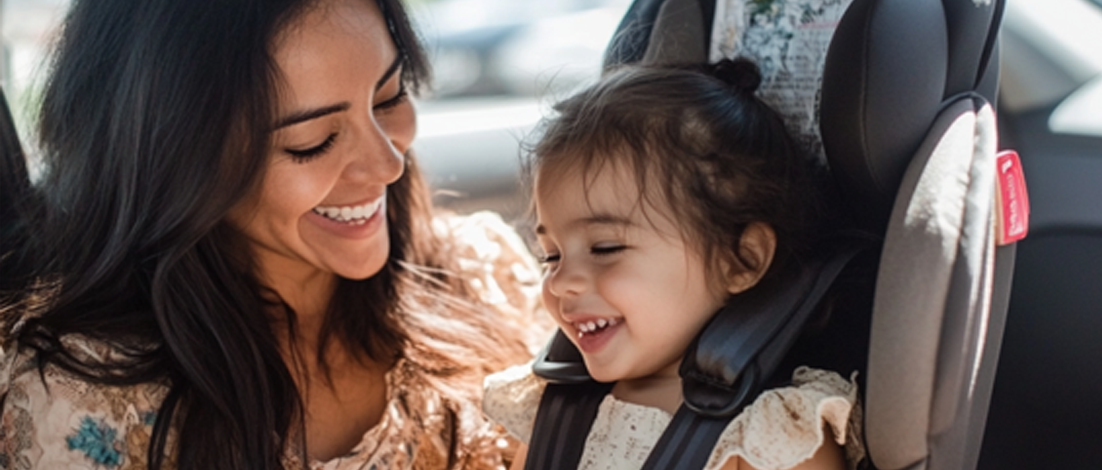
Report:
583,362,621,383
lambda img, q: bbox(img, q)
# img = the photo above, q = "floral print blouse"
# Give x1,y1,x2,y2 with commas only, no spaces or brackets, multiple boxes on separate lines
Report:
0,212,549,470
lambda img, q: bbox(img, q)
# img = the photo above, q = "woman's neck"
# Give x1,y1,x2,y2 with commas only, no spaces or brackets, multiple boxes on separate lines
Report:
256,258,338,318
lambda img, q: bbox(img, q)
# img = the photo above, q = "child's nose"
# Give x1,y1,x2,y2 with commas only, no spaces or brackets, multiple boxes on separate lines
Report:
546,260,587,298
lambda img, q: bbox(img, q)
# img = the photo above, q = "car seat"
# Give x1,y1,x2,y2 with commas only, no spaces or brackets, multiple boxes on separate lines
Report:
526,1,1023,470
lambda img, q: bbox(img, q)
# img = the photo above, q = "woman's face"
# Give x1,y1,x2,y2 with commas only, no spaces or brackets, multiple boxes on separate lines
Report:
229,0,414,286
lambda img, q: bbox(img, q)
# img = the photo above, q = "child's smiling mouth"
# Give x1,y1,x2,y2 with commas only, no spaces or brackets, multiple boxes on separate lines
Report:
573,317,621,339
569,316,623,354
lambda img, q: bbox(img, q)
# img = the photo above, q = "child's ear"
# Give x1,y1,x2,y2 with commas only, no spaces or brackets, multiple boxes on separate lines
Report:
725,222,777,295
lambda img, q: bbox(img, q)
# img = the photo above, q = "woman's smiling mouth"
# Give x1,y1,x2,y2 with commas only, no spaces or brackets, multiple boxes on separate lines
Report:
313,196,384,224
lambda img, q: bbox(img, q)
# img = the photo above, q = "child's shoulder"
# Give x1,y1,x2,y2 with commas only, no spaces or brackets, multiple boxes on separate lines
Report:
482,361,547,443
705,366,865,470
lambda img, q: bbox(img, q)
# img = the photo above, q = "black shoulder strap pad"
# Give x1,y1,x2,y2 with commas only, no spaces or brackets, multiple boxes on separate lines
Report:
639,241,866,470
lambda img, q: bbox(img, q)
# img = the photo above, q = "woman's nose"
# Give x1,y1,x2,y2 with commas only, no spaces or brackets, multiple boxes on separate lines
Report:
545,260,588,298
343,115,410,185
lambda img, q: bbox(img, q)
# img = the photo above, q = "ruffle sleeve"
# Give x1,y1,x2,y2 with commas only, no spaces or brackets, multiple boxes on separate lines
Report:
481,362,546,444
704,366,865,470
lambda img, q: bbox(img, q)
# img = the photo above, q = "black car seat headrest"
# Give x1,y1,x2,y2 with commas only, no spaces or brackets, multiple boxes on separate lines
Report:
821,0,1005,231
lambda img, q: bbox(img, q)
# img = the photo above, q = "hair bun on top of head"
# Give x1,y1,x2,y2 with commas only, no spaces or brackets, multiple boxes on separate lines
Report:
710,58,762,94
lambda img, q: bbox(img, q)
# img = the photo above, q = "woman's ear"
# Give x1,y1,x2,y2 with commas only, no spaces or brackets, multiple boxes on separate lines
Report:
725,222,777,295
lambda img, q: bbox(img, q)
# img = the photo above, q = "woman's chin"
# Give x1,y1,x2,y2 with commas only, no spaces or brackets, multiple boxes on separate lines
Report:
336,258,388,281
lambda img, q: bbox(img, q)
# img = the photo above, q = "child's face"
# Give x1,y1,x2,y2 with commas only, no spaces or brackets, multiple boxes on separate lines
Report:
534,160,729,384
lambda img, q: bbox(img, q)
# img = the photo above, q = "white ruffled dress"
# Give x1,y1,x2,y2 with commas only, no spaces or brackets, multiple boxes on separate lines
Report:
483,364,866,470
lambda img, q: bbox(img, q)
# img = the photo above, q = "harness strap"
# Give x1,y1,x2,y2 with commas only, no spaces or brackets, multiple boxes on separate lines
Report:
524,381,615,470
640,406,731,470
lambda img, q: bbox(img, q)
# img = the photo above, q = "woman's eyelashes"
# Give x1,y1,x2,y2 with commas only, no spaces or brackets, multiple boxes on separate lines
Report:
286,133,337,163
374,85,408,111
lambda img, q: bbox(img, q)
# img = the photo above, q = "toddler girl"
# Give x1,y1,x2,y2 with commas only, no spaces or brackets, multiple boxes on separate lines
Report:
483,58,865,470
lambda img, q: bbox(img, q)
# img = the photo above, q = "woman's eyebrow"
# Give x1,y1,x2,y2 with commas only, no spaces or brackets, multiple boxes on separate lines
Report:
274,103,350,129
273,55,405,130
377,53,404,91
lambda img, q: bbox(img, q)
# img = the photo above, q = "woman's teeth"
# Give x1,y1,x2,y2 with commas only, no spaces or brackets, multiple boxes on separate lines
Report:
313,198,383,224
575,317,620,338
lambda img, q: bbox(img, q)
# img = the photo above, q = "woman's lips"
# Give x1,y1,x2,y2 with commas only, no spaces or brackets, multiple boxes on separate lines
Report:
306,197,386,240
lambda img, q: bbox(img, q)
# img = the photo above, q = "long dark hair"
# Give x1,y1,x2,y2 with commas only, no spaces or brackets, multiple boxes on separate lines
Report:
529,58,830,284
0,0,532,468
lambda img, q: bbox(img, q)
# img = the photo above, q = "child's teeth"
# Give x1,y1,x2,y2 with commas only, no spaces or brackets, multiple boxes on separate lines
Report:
597,319,607,328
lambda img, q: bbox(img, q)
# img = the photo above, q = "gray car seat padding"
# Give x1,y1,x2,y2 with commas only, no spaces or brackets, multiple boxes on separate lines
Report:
867,97,999,470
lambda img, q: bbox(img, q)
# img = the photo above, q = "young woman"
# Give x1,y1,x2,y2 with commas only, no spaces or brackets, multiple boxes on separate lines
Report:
0,0,546,468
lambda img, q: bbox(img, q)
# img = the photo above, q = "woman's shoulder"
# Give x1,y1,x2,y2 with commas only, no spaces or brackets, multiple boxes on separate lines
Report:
1,338,169,470
482,361,547,444
705,366,866,470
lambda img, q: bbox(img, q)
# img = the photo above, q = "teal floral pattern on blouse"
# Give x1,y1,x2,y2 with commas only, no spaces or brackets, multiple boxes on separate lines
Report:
66,416,123,467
